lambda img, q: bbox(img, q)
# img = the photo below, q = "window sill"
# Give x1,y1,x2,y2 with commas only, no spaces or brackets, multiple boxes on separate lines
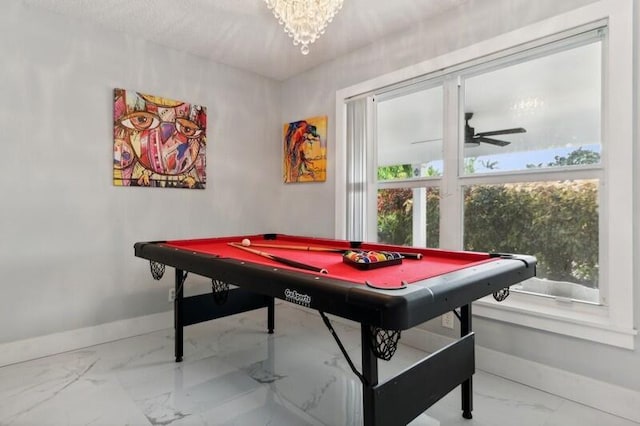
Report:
473,293,637,349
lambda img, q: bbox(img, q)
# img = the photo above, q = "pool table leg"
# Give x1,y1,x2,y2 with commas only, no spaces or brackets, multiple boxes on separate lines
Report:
361,324,379,426
461,304,473,419
174,268,184,363
267,296,275,334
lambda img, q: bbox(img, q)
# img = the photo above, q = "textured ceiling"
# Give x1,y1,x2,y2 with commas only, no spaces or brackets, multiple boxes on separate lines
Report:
22,0,468,81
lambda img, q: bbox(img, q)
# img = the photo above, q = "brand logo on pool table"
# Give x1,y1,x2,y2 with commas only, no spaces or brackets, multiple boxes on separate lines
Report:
284,289,311,307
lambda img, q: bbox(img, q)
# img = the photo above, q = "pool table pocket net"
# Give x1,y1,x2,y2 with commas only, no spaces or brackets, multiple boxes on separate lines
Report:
370,326,401,361
150,261,166,280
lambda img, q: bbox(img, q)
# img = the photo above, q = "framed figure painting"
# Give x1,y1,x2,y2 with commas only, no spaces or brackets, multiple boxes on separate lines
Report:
113,88,207,189
283,116,327,183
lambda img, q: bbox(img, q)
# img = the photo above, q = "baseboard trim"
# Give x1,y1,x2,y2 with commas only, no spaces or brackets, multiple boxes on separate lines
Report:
401,326,640,423
0,311,172,367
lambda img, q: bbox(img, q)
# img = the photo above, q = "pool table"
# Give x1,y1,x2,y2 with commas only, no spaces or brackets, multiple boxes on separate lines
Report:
134,233,536,426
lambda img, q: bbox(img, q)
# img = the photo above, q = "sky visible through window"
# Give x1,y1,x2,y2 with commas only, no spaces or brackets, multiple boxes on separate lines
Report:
414,143,601,175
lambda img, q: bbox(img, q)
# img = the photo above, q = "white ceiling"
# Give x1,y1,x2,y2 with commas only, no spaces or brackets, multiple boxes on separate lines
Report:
22,0,468,81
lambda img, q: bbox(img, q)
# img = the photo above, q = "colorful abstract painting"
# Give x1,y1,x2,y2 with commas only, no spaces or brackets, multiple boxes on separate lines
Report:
113,88,207,189
283,116,327,183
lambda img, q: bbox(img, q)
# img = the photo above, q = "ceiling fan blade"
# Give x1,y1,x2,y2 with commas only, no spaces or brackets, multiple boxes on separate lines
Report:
410,138,442,144
476,127,526,137
475,136,511,146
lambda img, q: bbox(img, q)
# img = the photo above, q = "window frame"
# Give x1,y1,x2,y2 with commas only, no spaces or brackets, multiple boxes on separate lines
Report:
334,0,636,349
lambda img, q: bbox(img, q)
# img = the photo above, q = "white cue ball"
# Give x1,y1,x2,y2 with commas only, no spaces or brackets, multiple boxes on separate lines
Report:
242,238,251,246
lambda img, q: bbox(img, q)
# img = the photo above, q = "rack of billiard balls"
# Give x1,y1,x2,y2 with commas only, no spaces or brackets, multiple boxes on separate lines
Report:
342,249,403,270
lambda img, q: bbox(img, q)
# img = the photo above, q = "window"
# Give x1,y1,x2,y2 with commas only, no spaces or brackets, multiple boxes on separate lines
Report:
377,86,444,178
377,187,440,248
375,84,443,247
336,3,635,349
462,41,602,175
460,37,602,304
463,180,599,302
369,32,603,302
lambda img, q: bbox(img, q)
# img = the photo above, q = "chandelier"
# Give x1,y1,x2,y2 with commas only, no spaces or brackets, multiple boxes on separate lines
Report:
265,0,344,55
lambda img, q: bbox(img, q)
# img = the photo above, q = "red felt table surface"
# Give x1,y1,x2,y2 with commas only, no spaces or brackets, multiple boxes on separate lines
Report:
165,235,496,289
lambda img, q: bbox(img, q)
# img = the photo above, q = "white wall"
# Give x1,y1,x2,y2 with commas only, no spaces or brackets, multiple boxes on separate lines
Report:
278,0,640,395
0,1,282,344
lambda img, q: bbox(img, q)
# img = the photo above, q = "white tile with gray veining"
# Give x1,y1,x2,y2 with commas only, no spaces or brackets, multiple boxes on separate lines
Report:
0,304,637,426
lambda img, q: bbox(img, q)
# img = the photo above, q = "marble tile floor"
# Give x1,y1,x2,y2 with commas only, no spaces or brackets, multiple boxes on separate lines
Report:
0,304,637,426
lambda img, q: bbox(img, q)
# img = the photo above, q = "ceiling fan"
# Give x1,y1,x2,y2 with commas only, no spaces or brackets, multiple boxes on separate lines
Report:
410,112,526,147
463,112,526,147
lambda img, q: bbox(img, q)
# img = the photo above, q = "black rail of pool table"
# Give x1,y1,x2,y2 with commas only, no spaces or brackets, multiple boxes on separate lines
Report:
134,240,536,425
